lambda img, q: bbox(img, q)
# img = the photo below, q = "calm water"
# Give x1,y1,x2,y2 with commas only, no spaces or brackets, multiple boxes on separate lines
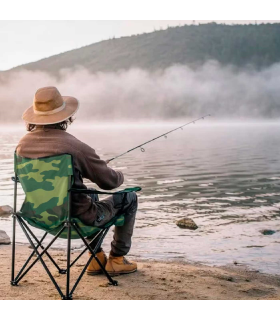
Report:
0,122,280,274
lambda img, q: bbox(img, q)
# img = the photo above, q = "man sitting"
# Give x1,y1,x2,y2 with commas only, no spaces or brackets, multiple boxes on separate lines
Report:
16,86,138,275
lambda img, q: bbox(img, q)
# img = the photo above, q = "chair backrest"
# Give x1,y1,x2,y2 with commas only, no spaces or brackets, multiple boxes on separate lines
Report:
15,153,73,231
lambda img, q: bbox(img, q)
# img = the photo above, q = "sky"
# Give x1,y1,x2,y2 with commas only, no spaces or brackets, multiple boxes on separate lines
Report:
0,20,279,71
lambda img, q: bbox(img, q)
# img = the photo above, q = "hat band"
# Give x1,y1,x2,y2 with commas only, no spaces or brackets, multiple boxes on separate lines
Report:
33,102,66,115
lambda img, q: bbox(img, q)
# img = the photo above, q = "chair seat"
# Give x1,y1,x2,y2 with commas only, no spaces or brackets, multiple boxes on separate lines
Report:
19,213,125,239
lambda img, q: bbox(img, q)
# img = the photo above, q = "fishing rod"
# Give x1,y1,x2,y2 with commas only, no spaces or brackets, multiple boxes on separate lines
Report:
107,114,211,163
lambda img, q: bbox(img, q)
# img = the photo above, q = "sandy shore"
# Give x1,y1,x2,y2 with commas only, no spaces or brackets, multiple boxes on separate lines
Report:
0,244,279,300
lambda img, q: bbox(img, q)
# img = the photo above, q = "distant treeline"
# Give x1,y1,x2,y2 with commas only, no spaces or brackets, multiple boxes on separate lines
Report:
7,22,280,74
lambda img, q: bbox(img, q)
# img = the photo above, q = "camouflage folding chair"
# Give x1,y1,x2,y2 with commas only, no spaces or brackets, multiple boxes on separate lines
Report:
11,153,141,300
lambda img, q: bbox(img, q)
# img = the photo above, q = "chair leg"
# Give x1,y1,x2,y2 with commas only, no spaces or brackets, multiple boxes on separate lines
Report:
14,232,48,282
14,223,65,284
70,224,118,295
19,218,62,273
11,214,17,286
16,217,65,298
70,230,103,268
93,255,118,286
65,222,72,300
11,218,120,299
11,176,17,286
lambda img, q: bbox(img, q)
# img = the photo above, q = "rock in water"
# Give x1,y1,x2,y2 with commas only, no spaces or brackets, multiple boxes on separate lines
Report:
0,230,11,245
260,229,276,235
0,205,13,217
176,218,198,230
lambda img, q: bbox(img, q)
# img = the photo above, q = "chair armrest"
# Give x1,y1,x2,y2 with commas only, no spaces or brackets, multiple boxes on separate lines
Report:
69,186,141,195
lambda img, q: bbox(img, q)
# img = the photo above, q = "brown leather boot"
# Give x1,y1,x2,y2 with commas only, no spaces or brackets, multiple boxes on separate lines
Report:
86,250,107,275
105,255,137,275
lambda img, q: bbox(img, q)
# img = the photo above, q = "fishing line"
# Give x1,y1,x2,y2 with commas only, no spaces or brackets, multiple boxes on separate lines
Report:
107,114,211,163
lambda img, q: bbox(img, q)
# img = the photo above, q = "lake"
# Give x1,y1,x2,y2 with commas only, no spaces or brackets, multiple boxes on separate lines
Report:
0,121,280,275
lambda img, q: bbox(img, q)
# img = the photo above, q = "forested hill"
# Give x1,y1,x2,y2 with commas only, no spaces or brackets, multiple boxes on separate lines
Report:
8,23,280,74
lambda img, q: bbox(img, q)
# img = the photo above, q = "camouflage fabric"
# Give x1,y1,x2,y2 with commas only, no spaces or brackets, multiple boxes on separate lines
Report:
15,153,125,239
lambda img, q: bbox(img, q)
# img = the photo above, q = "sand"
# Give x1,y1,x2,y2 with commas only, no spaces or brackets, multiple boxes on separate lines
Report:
0,244,279,300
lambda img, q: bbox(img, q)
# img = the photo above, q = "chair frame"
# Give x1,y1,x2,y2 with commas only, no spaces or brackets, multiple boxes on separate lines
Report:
10,170,131,300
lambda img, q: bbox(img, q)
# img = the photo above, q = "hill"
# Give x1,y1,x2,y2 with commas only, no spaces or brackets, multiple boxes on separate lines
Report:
2,23,280,121
8,22,280,74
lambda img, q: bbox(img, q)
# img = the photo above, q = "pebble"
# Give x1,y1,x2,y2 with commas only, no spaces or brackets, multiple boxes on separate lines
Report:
176,218,198,230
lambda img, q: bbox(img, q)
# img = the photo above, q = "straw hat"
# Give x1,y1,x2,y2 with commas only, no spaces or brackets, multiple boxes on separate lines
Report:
22,86,79,125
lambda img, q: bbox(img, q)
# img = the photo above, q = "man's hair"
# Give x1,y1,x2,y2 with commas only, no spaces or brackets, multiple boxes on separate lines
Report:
26,117,74,132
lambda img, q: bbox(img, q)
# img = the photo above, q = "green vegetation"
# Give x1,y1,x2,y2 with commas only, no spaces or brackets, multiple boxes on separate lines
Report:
9,22,280,74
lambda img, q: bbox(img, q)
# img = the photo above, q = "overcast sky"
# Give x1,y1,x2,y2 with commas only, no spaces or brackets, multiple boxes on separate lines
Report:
1,20,279,71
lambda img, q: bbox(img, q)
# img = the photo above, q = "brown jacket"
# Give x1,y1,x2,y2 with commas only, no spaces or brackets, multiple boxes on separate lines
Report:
16,127,124,225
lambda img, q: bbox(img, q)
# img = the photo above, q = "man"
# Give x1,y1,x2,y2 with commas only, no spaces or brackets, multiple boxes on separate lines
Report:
16,86,138,275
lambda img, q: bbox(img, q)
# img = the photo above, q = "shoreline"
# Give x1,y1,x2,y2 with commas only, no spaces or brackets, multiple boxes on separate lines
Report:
0,244,279,300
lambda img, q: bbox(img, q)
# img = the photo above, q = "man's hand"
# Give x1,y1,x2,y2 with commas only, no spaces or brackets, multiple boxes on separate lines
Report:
105,159,110,164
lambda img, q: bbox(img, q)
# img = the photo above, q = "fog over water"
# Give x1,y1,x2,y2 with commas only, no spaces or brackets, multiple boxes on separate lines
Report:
1,61,280,121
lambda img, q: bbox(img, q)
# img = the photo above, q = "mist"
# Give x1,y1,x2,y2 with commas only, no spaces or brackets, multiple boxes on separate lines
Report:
1,61,280,122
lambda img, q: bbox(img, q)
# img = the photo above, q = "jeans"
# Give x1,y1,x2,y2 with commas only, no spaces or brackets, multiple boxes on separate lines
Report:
86,191,138,256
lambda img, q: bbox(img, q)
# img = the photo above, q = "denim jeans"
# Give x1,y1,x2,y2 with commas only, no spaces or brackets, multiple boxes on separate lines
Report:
86,191,138,256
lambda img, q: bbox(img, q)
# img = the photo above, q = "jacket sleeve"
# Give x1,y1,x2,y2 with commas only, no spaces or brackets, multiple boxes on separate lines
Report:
76,142,124,190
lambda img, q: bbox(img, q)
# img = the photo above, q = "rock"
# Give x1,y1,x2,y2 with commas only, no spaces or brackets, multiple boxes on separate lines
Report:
0,230,11,245
0,205,13,217
260,229,276,236
176,218,198,230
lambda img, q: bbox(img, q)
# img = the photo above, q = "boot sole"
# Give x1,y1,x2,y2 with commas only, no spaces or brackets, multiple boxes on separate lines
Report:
86,270,103,276
106,268,137,276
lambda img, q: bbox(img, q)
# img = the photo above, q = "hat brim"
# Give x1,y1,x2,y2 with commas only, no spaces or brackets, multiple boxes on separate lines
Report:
22,96,79,125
